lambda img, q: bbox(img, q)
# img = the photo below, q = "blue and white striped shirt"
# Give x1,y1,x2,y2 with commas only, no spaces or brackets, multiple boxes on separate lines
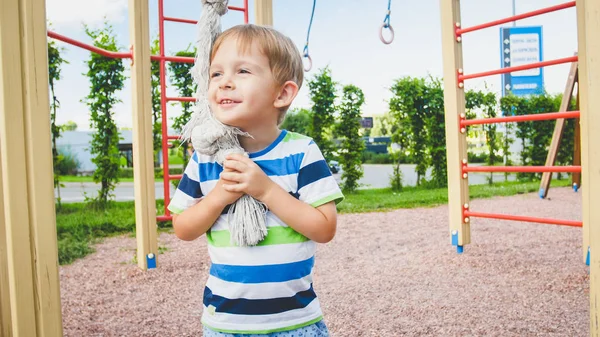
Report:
167,130,344,334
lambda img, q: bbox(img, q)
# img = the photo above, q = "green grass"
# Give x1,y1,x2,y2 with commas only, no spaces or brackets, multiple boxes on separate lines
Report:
337,179,571,213
55,179,573,265
55,199,168,265
59,175,163,183
169,154,184,165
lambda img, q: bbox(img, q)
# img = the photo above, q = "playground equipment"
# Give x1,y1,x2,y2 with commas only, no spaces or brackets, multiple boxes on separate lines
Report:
440,0,600,327
380,0,394,44
1,0,599,335
45,1,250,272
538,57,580,198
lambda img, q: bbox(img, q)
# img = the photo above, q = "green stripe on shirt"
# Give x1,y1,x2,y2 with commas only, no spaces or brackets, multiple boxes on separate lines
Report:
207,226,309,247
282,131,310,142
310,191,345,207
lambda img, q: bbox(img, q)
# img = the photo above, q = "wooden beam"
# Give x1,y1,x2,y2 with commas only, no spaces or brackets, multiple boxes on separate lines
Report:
0,0,36,333
0,143,11,337
573,91,581,189
577,0,600,334
576,0,592,266
440,0,470,252
0,0,63,335
129,0,158,270
20,0,64,334
254,0,273,26
538,60,578,199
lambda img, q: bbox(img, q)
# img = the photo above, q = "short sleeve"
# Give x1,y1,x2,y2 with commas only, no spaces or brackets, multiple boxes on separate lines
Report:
167,152,204,215
296,140,344,207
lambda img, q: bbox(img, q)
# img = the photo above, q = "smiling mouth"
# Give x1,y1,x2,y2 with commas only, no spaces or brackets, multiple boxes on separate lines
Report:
220,99,240,104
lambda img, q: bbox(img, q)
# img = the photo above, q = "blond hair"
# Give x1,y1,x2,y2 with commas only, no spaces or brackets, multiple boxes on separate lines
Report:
211,24,304,124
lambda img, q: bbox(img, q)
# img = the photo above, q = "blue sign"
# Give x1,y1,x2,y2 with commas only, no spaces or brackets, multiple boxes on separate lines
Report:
500,26,544,97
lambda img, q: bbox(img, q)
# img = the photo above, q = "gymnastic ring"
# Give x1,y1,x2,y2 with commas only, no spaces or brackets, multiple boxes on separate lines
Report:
379,22,394,45
303,54,312,72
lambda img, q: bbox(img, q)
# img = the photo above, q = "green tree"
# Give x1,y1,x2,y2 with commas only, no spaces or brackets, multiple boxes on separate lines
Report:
500,92,564,180
389,77,428,185
423,76,447,188
371,113,396,137
61,120,78,131
281,108,312,134
169,46,196,165
83,22,126,208
308,67,337,161
466,89,500,184
336,85,366,192
48,37,68,208
556,96,577,173
150,36,162,166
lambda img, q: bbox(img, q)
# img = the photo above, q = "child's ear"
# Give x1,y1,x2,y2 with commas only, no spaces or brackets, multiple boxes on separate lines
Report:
274,81,299,109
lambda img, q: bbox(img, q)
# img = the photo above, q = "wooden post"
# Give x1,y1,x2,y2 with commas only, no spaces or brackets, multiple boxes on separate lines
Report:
440,0,470,252
572,92,581,189
254,0,273,26
577,0,600,334
129,0,158,270
538,60,578,199
576,0,591,266
0,143,11,337
0,0,63,335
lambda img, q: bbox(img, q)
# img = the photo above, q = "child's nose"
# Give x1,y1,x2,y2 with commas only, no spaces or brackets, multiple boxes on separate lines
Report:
219,76,235,90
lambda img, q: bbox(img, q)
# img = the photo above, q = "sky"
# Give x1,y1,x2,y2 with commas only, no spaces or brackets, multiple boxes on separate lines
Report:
45,0,579,131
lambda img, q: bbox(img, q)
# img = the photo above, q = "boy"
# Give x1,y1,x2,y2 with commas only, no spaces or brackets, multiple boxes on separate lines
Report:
168,24,344,336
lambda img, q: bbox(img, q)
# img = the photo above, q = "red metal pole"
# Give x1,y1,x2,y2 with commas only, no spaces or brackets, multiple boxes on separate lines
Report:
163,16,197,24
157,215,171,222
166,96,195,102
163,3,247,25
455,1,576,36
461,111,580,127
459,56,578,82
151,55,194,63
158,0,171,219
463,165,581,173
47,31,132,59
464,210,582,227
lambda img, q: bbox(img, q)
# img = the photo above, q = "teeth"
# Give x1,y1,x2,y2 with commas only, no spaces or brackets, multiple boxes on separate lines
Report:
221,99,233,104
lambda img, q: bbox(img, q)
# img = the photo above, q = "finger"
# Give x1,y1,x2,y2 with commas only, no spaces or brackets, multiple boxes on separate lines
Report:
226,153,253,164
220,171,243,182
223,159,248,172
223,183,245,193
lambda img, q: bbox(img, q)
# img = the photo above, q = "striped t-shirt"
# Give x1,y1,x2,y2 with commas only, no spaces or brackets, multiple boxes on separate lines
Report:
167,130,344,334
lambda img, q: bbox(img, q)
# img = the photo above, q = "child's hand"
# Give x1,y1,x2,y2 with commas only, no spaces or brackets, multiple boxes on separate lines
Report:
220,153,276,202
210,168,244,207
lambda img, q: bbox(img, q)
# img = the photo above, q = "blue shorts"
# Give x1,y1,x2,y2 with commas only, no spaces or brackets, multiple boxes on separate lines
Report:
202,320,330,336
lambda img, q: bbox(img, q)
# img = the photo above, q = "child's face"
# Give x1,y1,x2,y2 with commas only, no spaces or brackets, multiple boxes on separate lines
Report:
208,37,279,131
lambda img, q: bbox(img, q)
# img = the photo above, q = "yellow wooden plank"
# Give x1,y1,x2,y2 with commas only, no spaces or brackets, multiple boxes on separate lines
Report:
580,0,600,334
576,0,591,265
20,0,63,334
539,61,578,198
440,0,470,250
254,0,273,26
573,92,581,188
577,0,600,336
129,0,158,270
0,143,12,337
0,0,38,335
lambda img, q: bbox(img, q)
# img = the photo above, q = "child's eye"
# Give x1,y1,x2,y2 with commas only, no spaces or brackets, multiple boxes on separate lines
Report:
238,68,250,74
210,72,222,78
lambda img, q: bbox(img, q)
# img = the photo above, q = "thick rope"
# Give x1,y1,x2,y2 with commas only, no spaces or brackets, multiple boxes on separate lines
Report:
182,0,268,246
